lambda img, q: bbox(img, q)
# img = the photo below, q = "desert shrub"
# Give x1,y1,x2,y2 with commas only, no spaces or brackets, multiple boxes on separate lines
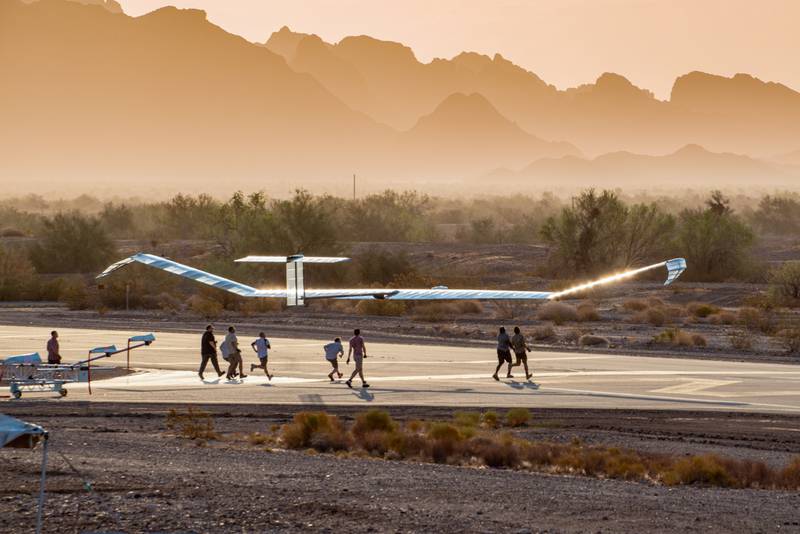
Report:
388,430,428,459
576,302,599,322
691,333,707,347
531,324,556,340
356,299,407,316
506,408,530,427
427,423,463,463
157,292,183,312
676,192,755,282
356,249,416,285
189,294,224,319
410,302,458,322
466,435,519,468
780,457,800,488
579,334,609,347
29,211,117,273
537,302,578,325
737,306,775,334
248,432,270,446
165,408,218,441
59,277,93,310
729,330,755,350
494,300,527,320
0,245,37,300
662,455,734,487
623,298,649,312
563,328,583,344
775,326,800,354
482,411,499,429
541,189,674,276
768,262,800,307
652,328,695,346
635,307,666,326
709,311,736,325
687,302,720,318
751,194,800,236
453,411,481,428
352,410,395,436
281,412,348,451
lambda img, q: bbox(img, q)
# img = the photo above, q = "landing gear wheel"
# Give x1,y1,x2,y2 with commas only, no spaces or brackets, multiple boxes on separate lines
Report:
59,389,68,397
12,391,21,399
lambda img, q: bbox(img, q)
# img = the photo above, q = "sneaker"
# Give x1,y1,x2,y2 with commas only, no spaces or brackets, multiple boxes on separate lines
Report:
506,374,514,378
217,371,225,377
329,375,335,383
337,372,343,378
526,373,533,380
198,373,204,380
345,380,352,389
240,374,248,379
492,374,499,381
268,373,273,381
362,383,370,388
250,364,256,372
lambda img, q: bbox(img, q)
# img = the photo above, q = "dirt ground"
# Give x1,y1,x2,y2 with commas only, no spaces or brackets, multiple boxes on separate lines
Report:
1,403,799,533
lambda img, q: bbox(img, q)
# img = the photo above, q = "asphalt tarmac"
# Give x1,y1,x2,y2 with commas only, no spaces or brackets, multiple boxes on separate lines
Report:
2,325,799,412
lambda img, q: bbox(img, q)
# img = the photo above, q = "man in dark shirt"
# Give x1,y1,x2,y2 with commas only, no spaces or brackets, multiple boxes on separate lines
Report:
199,324,224,380
492,326,513,381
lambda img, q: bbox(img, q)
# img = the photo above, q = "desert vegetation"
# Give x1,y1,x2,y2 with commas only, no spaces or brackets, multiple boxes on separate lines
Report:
2,188,800,357
166,408,800,491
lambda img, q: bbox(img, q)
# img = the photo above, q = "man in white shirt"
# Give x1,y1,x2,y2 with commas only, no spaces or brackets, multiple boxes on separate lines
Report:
250,331,272,380
323,337,344,382
223,326,246,380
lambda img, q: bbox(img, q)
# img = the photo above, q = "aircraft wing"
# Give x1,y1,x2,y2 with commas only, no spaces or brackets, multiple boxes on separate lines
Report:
96,253,285,298
319,288,553,300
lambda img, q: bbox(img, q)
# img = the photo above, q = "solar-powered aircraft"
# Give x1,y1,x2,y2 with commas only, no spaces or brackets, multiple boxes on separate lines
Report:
97,253,687,306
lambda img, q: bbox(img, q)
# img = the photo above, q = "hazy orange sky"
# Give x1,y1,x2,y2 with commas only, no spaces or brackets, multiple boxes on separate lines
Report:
116,0,799,99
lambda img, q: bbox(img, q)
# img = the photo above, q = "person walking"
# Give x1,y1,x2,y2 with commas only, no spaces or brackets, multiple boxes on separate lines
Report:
346,329,369,388
199,324,224,380
492,326,513,381
223,326,246,380
46,331,61,364
250,332,273,380
510,326,533,380
324,337,344,382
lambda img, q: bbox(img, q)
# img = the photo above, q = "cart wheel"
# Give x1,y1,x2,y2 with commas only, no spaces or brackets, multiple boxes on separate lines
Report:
13,391,21,399
60,389,68,397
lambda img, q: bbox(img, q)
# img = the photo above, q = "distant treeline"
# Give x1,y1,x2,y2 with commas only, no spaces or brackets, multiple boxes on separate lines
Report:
1,188,800,305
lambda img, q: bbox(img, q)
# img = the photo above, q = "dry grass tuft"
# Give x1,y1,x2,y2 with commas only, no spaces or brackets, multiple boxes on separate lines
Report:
165,408,219,441
623,299,649,312
357,299,407,317
531,324,556,340
537,302,578,325
281,412,350,452
652,328,701,347
729,329,755,350
687,302,721,318
482,411,499,429
506,408,531,427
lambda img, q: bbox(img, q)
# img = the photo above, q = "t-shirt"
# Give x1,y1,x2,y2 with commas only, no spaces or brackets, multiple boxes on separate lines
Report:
222,332,238,357
349,335,365,356
511,333,527,354
201,331,216,355
497,332,512,351
324,341,343,360
46,338,60,363
254,337,270,359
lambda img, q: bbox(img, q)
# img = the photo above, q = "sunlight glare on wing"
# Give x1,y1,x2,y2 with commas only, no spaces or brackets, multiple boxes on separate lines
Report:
548,261,666,299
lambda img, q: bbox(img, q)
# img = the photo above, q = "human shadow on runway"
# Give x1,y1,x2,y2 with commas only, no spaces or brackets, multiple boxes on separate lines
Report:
505,381,540,391
351,388,374,401
202,378,221,385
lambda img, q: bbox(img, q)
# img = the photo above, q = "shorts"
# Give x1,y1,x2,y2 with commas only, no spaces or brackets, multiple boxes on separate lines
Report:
514,351,528,363
258,356,268,363
497,349,512,363
326,357,338,366
352,353,364,367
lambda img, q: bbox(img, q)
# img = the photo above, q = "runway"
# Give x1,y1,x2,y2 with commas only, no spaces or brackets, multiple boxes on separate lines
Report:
2,325,800,412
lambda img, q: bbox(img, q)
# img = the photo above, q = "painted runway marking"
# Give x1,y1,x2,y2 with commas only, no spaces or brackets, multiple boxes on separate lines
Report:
651,379,740,395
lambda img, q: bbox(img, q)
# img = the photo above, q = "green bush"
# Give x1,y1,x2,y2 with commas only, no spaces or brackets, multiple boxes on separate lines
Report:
29,211,117,273
768,262,800,307
352,410,395,436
